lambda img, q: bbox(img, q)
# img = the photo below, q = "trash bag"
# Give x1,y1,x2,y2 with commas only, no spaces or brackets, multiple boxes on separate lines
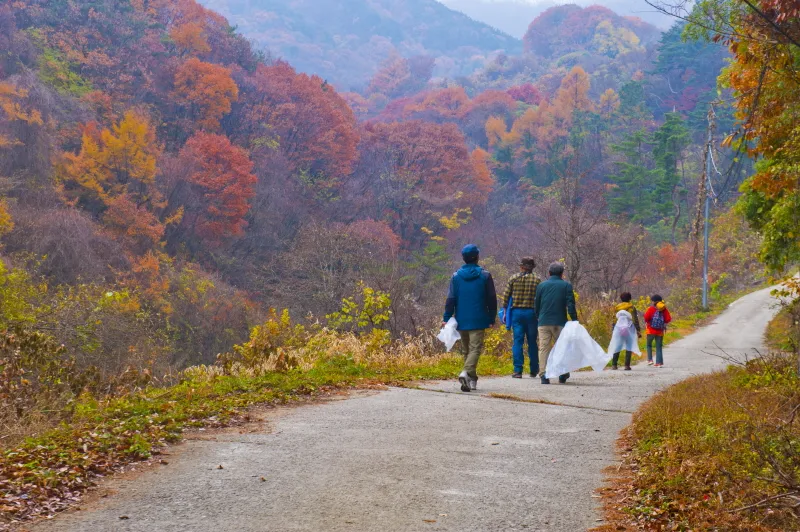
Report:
607,310,641,357
437,317,461,352
545,322,611,379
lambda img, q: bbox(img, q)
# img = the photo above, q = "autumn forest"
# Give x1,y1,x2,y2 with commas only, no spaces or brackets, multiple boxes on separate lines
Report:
1,0,799,525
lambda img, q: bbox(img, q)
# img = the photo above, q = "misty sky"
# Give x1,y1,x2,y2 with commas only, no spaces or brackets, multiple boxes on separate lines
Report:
440,0,676,37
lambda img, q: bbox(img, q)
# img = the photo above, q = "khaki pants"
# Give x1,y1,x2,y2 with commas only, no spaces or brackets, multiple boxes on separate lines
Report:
459,329,485,380
537,325,563,377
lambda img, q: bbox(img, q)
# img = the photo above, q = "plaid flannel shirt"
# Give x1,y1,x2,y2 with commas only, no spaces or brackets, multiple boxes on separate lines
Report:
501,272,540,309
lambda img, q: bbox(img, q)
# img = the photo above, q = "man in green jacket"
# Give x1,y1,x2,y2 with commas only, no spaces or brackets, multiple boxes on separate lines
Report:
534,262,578,384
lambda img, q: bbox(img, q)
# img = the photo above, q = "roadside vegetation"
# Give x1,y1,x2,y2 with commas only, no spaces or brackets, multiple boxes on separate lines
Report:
596,281,800,531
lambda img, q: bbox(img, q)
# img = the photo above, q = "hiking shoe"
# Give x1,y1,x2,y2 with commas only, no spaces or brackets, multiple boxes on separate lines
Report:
458,371,471,392
470,379,477,391
611,364,618,370
512,372,522,379
558,372,570,384
540,376,550,384
624,366,632,371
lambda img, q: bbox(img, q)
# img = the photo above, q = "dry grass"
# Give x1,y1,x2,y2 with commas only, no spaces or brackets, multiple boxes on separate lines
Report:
596,353,800,531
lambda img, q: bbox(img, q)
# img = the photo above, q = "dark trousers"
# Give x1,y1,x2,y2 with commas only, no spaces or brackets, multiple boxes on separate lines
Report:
646,334,664,364
611,351,632,368
511,308,538,374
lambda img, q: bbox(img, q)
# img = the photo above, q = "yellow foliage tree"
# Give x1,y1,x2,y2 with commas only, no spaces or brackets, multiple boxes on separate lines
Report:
599,88,620,118
553,66,593,114
61,111,162,213
0,83,43,148
486,115,513,148
0,199,13,239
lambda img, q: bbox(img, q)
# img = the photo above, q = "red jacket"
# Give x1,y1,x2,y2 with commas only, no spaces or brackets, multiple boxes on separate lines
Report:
644,304,672,336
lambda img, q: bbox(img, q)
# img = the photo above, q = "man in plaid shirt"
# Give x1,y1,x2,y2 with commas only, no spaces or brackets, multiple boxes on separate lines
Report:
500,257,541,378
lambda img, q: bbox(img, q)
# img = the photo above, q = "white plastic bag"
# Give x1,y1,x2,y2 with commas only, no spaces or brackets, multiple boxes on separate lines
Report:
545,321,611,379
437,317,461,352
607,310,641,356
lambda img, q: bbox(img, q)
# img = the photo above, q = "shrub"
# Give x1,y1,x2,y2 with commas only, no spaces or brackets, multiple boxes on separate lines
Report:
0,328,96,443
217,309,306,373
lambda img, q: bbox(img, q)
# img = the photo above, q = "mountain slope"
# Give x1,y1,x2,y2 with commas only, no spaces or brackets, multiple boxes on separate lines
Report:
199,0,522,89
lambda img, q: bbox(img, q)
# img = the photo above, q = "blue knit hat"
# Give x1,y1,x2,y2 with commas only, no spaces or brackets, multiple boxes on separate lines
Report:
461,244,480,263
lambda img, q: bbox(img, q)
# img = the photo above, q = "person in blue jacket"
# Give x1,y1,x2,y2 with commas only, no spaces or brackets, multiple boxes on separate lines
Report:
443,244,497,392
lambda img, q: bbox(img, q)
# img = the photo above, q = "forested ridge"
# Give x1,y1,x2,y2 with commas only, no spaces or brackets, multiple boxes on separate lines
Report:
1,0,794,525
0,0,756,365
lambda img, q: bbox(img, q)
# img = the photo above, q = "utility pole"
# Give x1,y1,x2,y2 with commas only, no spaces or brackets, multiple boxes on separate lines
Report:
701,107,715,311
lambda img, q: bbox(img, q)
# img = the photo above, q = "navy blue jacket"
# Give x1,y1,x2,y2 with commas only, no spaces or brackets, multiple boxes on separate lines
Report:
534,275,578,327
443,264,497,331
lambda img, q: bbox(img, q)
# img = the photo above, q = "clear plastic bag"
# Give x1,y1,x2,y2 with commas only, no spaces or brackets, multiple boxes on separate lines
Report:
545,321,611,378
607,310,641,356
437,317,461,352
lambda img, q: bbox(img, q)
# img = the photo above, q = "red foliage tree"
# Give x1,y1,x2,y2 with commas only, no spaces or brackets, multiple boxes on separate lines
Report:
237,62,358,191
178,132,256,242
507,83,543,105
352,121,485,243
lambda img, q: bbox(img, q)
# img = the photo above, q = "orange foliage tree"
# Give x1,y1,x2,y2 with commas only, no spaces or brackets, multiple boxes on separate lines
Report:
170,22,211,55
173,57,239,130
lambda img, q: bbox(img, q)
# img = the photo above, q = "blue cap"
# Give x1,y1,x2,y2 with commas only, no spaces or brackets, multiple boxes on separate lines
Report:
461,244,480,263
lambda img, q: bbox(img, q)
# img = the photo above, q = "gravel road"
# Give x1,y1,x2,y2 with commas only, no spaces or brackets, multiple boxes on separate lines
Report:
30,287,779,532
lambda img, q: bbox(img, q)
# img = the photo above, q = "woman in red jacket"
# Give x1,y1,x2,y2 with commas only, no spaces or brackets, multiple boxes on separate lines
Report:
643,294,672,367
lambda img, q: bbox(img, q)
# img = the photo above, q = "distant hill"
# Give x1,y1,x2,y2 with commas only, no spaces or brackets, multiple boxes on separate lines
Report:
441,0,674,37
199,0,523,90
523,4,662,59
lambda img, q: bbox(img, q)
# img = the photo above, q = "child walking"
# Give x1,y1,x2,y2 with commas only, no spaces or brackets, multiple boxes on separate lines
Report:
643,295,672,367
610,292,641,370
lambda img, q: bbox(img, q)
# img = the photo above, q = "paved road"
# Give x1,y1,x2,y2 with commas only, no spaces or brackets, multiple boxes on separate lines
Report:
31,287,779,532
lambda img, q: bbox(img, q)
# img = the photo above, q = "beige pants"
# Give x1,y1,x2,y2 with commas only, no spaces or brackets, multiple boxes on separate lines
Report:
537,325,563,377
459,329,485,380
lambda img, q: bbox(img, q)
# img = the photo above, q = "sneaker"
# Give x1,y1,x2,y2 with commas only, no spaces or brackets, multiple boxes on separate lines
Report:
558,372,570,384
540,376,550,384
611,364,618,370
512,372,522,379
458,371,471,392
470,379,477,391
654,363,664,368
647,361,654,366
624,366,632,371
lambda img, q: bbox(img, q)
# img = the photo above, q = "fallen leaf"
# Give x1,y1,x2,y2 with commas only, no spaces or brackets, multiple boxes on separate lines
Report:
423,519,437,523
217,464,224,470
119,515,129,520
260,477,266,482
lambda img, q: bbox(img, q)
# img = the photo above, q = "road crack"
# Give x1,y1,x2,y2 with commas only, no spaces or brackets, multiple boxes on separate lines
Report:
402,386,634,414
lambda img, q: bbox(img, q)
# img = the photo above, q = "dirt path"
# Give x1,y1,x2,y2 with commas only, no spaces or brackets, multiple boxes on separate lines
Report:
29,287,778,532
